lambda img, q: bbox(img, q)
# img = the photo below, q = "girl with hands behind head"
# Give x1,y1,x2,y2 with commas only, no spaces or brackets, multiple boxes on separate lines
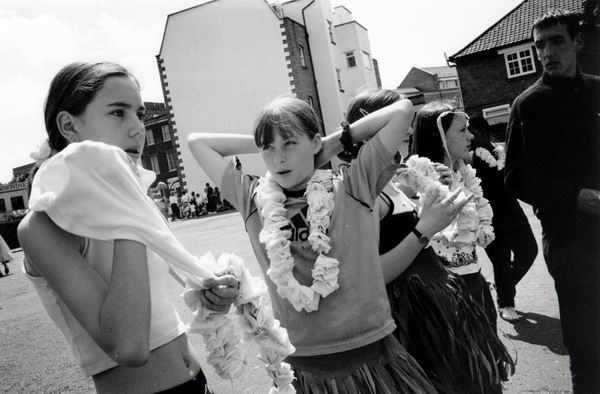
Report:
189,96,437,393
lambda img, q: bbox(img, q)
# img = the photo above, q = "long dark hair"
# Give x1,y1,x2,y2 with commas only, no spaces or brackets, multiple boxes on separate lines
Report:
412,101,458,163
44,61,137,152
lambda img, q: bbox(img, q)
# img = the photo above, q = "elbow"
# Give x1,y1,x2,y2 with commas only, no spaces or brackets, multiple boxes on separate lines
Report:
110,342,150,367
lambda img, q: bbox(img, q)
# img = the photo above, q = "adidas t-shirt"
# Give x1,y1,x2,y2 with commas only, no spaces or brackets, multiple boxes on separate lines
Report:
221,134,398,356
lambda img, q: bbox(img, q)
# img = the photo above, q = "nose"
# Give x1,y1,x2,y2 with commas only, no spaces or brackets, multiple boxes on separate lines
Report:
466,130,474,141
129,118,145,138
273,148,286,164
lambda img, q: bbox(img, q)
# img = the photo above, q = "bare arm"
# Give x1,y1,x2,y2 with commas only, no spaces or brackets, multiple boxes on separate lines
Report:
317,99,414,167
380,187,472,283
18,212,151,366
188,133,257,186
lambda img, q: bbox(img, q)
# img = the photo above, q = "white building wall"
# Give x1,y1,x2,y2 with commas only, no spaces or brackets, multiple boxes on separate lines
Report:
284,0,345,135
158,0,293,193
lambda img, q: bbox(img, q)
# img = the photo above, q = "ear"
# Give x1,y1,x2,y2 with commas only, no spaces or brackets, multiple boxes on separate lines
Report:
311,133,323,154
56,111,80,143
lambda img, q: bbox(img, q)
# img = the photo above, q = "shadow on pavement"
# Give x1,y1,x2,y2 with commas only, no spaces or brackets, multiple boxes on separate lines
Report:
505,311,568,355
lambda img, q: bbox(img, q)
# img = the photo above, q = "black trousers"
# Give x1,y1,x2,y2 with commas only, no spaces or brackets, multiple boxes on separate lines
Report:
543,231,600,393
485,214,538,308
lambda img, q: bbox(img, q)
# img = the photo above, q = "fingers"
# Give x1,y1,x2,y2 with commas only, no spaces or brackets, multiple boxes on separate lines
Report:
452,193,474,212
205,274,239,289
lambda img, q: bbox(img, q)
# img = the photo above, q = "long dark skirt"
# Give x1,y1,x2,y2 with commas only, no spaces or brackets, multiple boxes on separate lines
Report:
388,248,514,394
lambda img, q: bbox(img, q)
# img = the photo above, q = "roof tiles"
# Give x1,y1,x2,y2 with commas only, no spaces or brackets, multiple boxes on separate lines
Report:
451,0,583,59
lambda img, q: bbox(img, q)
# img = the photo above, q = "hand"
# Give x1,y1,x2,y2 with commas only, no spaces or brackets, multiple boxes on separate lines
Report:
200,274,240,313
433,163,453,186
578,188,600,215
416,187,474,237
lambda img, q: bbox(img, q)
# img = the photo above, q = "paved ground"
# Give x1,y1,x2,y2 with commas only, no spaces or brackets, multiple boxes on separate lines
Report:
0,204,572,393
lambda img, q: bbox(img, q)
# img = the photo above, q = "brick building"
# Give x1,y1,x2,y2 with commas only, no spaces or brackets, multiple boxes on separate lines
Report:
156,0,381,193
449,0,598,137
140,101,183,194
397,66,464,109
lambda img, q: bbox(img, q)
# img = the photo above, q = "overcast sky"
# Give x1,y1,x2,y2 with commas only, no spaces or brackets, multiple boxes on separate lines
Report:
0,0,522,183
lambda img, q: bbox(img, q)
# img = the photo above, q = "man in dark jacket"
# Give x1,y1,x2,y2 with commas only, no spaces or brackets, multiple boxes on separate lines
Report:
505,9,600,392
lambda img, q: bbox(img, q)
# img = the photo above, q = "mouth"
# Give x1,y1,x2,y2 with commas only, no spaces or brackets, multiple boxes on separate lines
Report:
546,61,560,68
276,170,291,175
124,147,141,159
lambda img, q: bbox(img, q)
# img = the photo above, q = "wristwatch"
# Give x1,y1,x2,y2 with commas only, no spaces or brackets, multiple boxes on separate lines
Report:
412,227,429,245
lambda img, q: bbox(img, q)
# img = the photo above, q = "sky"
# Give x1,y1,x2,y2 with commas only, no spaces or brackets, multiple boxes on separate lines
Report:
0,0,523,183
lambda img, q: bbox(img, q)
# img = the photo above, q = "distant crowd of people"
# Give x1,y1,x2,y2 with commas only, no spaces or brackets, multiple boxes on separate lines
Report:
150,183,234,221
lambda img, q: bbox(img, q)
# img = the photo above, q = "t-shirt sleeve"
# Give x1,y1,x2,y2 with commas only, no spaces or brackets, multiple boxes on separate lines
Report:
342,133,399,207
220,159,258,219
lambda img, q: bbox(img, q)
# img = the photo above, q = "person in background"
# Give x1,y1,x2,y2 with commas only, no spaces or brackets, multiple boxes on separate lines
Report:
505,9,600,392
0,234,14,276
469,116,537,322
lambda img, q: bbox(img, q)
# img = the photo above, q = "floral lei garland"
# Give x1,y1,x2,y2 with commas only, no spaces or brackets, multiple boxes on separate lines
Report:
396,155,495,247
255,170,340,313
473,144,506,170
29,140,297,393
183,253,296,393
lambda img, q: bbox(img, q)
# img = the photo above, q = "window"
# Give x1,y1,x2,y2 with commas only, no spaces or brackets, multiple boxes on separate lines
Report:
345,51,356,68
145,129,155,145
298,45,306,68
482,104,510,125
327,20,335,44
307,96,314,108
10,196,25,210
150,155,160,174
362,51,371,69
499,44,536,78
0,199,5,213
161,124,171,141
439,79,459,89
167,152,178,172
336,68,343,91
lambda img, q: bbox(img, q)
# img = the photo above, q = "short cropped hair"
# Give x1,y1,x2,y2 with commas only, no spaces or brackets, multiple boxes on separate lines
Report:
532,8,581,39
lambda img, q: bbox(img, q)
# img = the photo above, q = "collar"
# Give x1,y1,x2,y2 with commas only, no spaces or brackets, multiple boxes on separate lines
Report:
283,188,306,199
542,68,584,90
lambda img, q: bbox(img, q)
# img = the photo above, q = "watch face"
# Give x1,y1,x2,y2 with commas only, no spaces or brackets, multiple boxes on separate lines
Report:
419,235,429,244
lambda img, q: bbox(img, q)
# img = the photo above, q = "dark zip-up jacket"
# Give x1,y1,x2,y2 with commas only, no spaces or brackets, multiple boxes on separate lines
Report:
505,72,600,239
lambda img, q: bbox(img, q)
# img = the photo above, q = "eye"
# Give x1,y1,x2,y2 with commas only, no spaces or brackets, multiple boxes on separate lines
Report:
110,109,124,117
284,140,296,146
137,111,145,120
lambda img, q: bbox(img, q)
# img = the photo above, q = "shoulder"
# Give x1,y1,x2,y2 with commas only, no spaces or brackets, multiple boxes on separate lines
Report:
513,77,546,107
18,212,83,260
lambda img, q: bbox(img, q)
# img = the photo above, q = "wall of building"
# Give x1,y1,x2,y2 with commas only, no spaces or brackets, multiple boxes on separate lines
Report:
455,49,541,114
282,18,323,121
157,0,294,193
334,20,378,111
292,0,345,135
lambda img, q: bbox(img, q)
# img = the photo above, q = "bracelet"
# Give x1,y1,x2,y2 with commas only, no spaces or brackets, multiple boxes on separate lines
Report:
339,121,354,152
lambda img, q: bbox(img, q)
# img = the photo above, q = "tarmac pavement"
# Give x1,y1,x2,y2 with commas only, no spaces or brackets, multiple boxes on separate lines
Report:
0,203,572,393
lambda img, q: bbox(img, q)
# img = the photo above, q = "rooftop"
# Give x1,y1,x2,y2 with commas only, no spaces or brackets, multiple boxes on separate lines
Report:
451,0,583,59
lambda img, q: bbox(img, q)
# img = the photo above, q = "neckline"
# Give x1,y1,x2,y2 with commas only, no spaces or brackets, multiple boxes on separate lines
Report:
283,188,306,199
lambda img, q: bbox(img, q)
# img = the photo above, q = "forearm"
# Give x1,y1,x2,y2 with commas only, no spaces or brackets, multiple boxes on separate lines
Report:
188,133,258,157
99,239,151,365
380,232,425,284
319,99,414,163
188,133,257,185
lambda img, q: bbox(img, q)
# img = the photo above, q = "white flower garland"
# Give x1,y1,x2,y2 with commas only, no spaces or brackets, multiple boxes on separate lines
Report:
474,144,505,170
183,252,296,393
397,155,495,248
255,170,340,313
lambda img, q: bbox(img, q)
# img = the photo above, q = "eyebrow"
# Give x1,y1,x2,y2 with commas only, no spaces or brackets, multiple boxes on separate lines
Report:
107,102,146,111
